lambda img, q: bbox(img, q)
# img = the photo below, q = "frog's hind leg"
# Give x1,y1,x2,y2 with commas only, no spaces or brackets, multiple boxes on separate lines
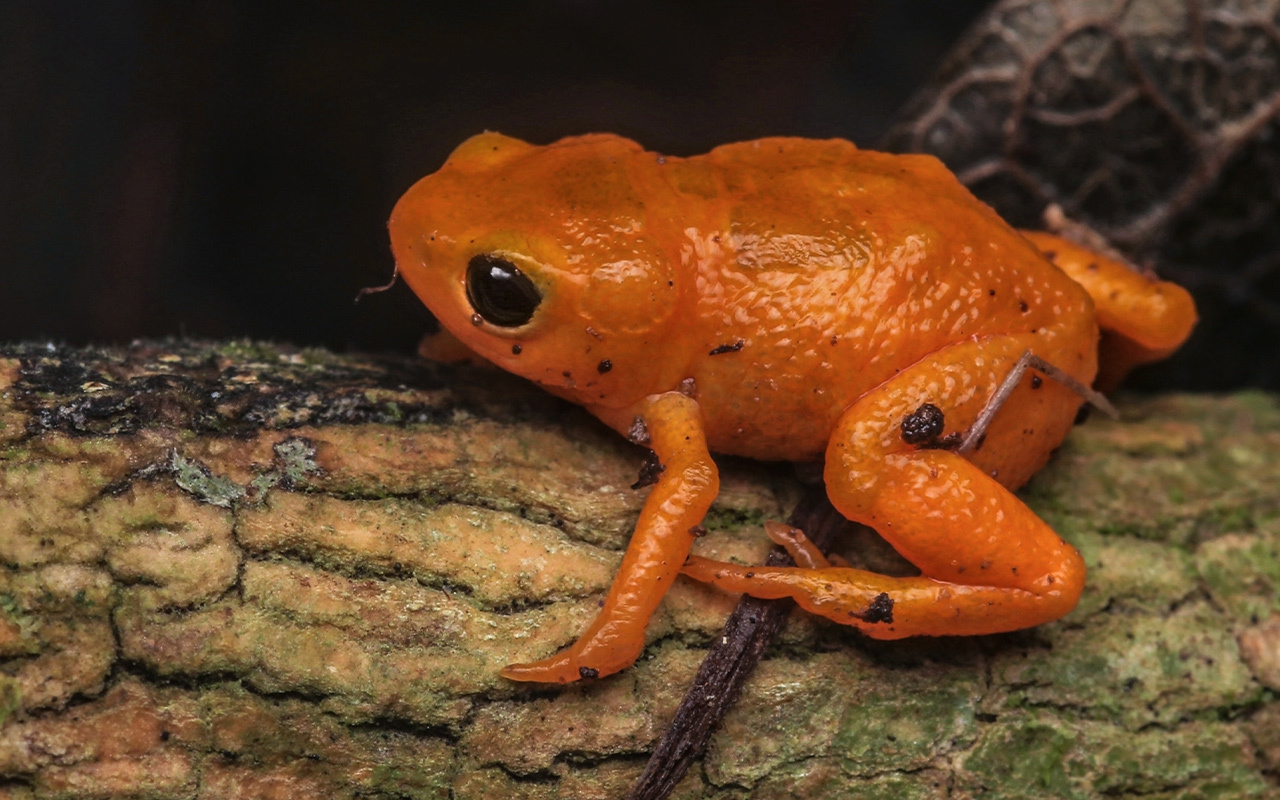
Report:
682,336,1089,639
1021,229,1196,390
956,350,1116,457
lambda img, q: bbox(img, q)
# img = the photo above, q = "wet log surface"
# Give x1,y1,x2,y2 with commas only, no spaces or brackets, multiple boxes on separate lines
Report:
0,340,1277,799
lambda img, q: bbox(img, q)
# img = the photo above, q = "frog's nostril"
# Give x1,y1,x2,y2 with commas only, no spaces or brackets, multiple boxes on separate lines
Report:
465,254,542,327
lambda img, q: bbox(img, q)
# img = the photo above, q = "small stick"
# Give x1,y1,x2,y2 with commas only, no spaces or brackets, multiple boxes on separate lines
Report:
625,487,850,800
958,350,1117,454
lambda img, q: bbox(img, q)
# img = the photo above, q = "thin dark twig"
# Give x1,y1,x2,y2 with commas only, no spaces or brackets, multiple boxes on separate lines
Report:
625,487,850,800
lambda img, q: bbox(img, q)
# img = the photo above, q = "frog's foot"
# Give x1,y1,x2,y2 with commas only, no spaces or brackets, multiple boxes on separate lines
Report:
500,639,632,684
681,555,1075,638
1021,225,1196,391
498,607,659,683
416,327,494,366
500,653,581,684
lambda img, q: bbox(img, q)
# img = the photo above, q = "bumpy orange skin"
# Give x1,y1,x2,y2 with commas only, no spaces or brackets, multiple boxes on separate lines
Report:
390,133,1197,683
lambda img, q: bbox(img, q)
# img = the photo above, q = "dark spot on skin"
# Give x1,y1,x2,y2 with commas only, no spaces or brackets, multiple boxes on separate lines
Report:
1011,566,1019,575
901,403,946,445
980,560,992,570
668,280,674,287
851,592,894,624
597,359,613,374
1042,250,1057,261
956,566,966,574
1031,374,1043,389
562,371,572,379
578,666,599,679
830,336,839,346
628,416,651,446
689,524,707,537
470,313,484,326
745,571,755,578
925,432,963,451
1074,405,1092,425
1088,261,1099,271
511,344,522,355
988,289,996,296
632,450,666,489
1019,301,1029,313
709,340,745,356
678,377,698,397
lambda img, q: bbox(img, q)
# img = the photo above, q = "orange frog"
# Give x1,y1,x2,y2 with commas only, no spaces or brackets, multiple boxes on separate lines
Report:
389,133,1196,684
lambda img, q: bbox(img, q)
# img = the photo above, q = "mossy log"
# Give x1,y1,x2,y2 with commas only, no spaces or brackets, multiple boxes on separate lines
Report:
0,340,1277,799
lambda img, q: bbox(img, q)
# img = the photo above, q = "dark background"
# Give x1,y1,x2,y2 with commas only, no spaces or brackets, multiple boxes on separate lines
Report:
0,0,1000,355
9,1,1247,393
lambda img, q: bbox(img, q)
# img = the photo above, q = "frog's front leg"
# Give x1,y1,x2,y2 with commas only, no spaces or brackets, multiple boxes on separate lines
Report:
682,337,1087,638
500,391,718,683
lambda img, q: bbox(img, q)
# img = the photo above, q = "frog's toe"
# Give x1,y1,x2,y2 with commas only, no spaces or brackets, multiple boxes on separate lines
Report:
680,556,802,601
763,520,830,568
499,652,583,684
680,554,729,584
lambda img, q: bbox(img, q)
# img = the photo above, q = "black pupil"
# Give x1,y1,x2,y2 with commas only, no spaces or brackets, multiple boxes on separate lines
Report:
465,254,541,327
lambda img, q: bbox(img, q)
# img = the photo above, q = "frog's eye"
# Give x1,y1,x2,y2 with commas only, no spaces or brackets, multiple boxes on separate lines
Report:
465,254,542,327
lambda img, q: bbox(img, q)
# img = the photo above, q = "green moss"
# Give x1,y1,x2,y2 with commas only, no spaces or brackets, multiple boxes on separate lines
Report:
366,755,454,800
1195,528,1280,623
959,717,1077,798
4,343,1278,798
0,676,19,728
702,506,766,532
961,715,1270,799
995,603,1259,730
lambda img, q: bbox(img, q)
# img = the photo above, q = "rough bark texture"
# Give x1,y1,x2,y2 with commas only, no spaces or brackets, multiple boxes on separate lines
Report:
0,340,1277,799
883,0,1280,390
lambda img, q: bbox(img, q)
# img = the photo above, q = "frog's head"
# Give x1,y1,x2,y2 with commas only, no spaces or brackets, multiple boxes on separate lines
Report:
390,132,689,408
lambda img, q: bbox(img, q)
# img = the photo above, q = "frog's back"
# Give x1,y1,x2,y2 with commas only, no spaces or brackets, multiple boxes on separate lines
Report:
654,138,1095,461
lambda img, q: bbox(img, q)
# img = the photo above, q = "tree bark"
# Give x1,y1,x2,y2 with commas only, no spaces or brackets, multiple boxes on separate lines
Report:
0,340,1277,799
